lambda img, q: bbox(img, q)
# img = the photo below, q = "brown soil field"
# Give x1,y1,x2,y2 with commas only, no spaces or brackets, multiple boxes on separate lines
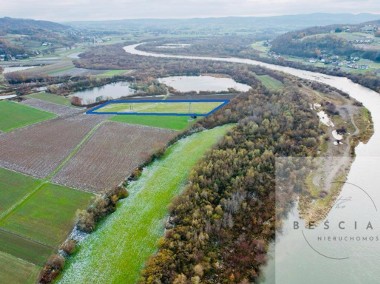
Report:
0,115,106,178
21,98,83,116
52,121,177,193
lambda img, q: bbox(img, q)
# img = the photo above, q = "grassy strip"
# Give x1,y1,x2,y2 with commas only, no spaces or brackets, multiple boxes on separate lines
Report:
97,101,224,114
0,183,93,247
0,101,56,132
29,92,72,106
109,115,194,131
0,168,41,214
58,125,233,284
0,228,53,266
256,75,284,91
0,250,40,284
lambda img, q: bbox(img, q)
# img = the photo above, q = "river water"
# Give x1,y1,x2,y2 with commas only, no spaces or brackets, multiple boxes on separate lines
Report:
124,44,380,283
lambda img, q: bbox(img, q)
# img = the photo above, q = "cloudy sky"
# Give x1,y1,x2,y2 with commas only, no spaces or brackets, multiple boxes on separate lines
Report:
1,0,380,21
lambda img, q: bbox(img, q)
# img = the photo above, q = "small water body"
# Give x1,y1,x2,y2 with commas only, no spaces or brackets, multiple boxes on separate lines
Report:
158,75,251,93
2,66,35,74
70,81,135,105
124,44,380,283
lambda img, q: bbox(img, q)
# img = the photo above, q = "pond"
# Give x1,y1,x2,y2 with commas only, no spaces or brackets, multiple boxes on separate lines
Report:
70,82,136,105
158,75,251,93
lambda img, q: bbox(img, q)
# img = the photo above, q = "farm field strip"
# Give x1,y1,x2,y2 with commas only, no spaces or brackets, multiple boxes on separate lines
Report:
0,165,94,283
0,114,107,178
0,167,40,215
0,250,40,284
0,101,56,132
28,92,72,106
0,227,54,266
58,124,233,284
90,99,229,116
47,121,106,179
109,115,195,130
52,121,177,192
0,182,93,248
21,98,83,117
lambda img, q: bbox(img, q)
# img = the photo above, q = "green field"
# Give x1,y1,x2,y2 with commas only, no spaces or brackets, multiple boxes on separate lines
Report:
58,124,233,284
98,70,130,78
0,101,56,132
29,92,72,106
110,115,194,130
256,75,284,91
0,250,40,284
0,168,41,214
0,183,93,247
0,229,53,266
95,101,225,115
0,166,94,283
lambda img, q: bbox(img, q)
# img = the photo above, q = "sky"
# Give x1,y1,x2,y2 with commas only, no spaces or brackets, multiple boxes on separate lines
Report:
1,0,380,22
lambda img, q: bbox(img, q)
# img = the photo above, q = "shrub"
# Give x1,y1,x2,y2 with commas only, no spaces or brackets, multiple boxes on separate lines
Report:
38,254,65,284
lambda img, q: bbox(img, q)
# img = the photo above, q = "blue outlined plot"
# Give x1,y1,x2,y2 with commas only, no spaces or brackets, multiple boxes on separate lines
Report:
86,99,230,117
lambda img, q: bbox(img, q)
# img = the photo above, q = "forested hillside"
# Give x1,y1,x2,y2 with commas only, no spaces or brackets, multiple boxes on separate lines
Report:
271,21,380,61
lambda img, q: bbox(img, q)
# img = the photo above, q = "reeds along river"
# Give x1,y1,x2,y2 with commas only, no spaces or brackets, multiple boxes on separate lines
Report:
124,44,380,283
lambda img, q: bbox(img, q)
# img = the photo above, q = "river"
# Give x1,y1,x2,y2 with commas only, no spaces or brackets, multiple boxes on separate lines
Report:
124,44,380,283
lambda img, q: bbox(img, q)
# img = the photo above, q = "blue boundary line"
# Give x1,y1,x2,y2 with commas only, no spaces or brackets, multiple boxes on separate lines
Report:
86,99,230,117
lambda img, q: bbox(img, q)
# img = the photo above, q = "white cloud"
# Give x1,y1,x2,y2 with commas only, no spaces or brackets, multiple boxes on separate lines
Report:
0,0,380,21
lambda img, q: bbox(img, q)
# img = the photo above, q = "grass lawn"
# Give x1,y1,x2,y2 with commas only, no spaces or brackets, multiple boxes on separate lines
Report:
0,183,93,247
0,101,56,132
98,70,129,77
29,92,72,106
58,124,233,284
256,75,284,91
94,101,226,115
0,168,41,214
0,250,40,284
109,115,194,130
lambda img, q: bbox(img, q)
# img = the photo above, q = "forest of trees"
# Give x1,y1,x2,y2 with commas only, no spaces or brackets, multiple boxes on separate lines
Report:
140,84,323,283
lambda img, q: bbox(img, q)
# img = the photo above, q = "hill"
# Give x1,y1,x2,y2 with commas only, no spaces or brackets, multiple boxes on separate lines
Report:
270,20,380,62
67,13,380,34
0,17,69,35
0,17,76,59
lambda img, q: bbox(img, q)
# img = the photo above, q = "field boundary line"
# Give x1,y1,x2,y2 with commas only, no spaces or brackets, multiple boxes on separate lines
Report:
108,119,179,132
0,227,55,250
0,182,47,222
48,120,106,179
0,249,39,267
24,97,83,112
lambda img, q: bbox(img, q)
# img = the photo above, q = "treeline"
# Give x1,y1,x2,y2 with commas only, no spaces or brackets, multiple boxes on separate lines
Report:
271,33,356,58
140,86,322,283
46,75,131,96
134,37,380,94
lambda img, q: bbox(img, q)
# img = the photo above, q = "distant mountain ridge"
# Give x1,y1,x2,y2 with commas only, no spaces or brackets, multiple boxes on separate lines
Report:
66,13,380,32
0,17,69,35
